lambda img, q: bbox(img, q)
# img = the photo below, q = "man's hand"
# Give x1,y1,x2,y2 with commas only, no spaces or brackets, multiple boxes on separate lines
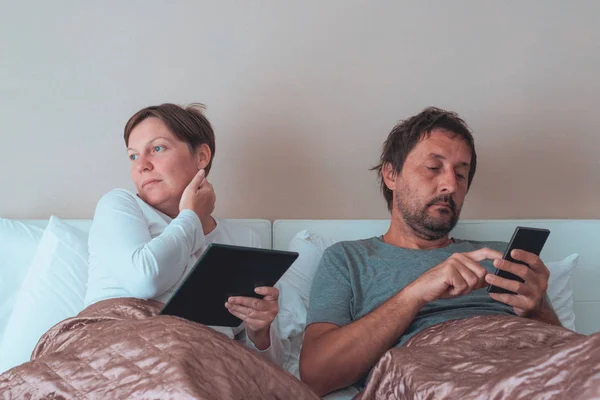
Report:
485,249,550,317
407,247,503,304
225,287,279,350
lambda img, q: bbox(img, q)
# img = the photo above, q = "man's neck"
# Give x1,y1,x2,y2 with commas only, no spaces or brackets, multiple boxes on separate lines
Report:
383,216,453,250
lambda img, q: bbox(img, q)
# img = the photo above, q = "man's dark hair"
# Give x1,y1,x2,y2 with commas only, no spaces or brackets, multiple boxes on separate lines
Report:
372,107,477,211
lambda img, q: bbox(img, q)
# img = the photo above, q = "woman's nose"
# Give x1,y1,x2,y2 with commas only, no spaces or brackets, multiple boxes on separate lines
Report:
137,156,153,173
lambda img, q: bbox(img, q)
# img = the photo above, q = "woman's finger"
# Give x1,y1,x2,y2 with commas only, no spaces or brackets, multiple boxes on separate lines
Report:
225,302,274,320
228,296,267,311
255,286,279,301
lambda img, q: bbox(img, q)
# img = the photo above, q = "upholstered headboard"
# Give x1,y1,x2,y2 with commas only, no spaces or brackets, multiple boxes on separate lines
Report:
272,219,600,335
23,219,273,249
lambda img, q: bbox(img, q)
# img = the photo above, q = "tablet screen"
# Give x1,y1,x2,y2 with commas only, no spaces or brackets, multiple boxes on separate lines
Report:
161,243,298,327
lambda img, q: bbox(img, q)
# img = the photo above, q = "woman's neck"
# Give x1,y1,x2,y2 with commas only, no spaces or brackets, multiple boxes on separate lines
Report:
144,196,217,236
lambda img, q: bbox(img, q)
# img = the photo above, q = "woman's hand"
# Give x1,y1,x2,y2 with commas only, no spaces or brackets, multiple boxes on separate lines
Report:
225,287,279,350
179,169,216,220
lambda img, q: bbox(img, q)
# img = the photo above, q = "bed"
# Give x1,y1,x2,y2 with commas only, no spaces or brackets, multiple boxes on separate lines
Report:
1,217,599,399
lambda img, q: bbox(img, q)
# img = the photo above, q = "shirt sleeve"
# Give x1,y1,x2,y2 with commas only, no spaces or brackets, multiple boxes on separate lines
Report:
88,189,206,299
234,323,285,366
306,243,354,327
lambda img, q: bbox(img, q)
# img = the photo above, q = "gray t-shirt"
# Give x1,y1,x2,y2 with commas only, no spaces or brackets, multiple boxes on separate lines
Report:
307,237,516,348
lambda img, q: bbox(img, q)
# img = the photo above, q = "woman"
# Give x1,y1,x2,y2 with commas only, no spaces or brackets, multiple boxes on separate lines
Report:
85,103,282,363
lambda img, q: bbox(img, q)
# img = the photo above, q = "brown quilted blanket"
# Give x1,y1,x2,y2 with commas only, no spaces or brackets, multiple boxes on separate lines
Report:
0,298,319,400
357,315,600,400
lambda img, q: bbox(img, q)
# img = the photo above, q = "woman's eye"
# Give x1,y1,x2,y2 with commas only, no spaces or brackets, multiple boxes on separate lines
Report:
153,145,164,152
129,154,138,161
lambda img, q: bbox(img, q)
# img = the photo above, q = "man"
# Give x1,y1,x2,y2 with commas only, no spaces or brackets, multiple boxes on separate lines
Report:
299,107,561,396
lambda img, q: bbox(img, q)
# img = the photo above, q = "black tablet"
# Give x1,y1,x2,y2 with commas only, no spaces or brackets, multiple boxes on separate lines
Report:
161,243,298,327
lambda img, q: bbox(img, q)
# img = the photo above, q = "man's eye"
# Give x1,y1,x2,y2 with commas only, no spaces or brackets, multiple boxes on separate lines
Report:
457,174,466,180
129,154,138,161
427,167,440,171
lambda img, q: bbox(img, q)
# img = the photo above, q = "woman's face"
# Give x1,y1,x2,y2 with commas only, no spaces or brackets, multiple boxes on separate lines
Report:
127,117,205,216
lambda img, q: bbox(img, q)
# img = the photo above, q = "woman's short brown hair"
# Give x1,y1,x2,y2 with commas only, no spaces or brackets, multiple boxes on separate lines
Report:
124,103,216,175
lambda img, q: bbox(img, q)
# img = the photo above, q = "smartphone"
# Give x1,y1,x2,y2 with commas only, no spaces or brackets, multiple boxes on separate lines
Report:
487,226,550,295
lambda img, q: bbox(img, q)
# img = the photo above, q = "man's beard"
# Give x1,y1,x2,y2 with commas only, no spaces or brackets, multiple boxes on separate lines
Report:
396,192,460,241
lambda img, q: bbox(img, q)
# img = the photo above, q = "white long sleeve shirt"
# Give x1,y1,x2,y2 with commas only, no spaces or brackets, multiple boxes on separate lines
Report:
85,188,283,365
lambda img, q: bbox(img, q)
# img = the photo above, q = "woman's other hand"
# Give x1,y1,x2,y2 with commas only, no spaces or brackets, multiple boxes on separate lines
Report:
225,287,279,350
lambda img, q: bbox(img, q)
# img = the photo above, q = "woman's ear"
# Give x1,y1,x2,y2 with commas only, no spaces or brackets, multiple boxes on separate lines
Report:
195,144,212,170
382,163,397,191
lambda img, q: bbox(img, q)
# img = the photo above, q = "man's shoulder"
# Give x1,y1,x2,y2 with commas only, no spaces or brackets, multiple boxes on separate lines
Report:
322,237,381,258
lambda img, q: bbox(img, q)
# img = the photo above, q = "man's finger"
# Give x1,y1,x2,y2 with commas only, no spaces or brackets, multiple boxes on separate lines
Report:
488,292,518,307
444,268,469,297
510,249,549,274
464,247,503,263
485,273,524,294
454,263,482,291
452,253,488,280
492,259,531,280
489,292,537,311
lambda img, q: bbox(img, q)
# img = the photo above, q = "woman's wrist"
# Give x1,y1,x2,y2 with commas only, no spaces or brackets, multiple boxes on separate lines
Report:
247,326,271,350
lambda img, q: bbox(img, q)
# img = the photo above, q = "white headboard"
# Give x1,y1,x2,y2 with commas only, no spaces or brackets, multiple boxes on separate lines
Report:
273,219,600,335
23,219,273,249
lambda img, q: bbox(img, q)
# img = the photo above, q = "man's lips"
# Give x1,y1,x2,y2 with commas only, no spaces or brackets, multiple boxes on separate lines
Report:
430,202,454,212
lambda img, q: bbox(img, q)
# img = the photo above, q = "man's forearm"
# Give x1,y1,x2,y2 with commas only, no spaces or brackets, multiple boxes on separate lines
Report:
530,294,562,326
300,287,424,395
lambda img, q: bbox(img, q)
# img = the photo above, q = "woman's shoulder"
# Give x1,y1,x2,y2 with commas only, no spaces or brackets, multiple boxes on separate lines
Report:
99,188,138,203
94,188,143,215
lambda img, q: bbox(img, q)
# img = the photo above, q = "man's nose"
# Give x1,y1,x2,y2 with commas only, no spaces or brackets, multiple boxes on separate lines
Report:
439,170,458,193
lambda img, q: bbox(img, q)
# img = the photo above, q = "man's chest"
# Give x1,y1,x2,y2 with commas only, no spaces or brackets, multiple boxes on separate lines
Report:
348,252,498,320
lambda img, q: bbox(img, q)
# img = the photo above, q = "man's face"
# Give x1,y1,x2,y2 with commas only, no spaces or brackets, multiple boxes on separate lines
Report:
387,130,472,240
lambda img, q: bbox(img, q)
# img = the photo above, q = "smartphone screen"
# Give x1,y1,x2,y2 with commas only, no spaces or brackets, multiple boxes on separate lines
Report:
487,226,550,295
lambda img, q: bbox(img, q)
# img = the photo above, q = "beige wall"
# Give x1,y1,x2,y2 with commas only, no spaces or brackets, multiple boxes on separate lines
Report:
1,1,599,220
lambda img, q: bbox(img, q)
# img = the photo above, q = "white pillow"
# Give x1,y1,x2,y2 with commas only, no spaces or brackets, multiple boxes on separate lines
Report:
546,253,578,331
0,216,89,373
276,230,335,377
277,230,580,377
281,230,336,308
0,219,45,341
